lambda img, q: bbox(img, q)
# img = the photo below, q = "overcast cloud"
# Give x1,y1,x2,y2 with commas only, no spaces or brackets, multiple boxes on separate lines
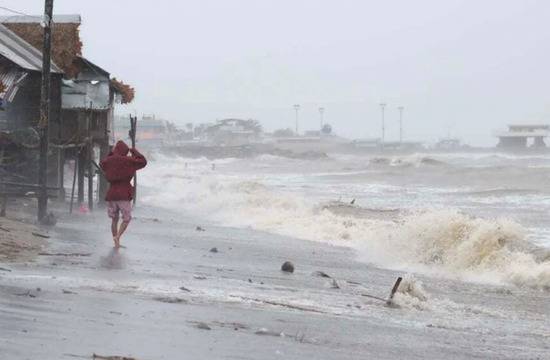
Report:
2,0,550,145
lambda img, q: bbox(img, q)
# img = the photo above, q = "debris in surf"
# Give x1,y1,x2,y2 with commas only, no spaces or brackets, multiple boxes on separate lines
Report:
255,328,284,337
386,277,403,306
195,322,211,330
330,279,340,289
0,267,11,272
394,275,428,303
212,321,249,330
312,270,331,278
0,226,10,232
14,290,37,298
237,296,327,314
62,289,77,295
350,198,356,205
193,274,207,280
179,286,191,292
360,276,403,307
209,247,218,253
92,354,139,360
281,261,294,273
196,226,206,232
32,232,50,238
153,296,188,304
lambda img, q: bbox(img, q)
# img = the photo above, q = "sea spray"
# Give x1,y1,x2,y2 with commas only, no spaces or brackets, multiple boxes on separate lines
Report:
140,154,550,289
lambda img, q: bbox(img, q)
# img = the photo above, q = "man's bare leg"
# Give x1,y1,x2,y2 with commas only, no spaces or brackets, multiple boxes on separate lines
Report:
116,221,130,247
111,218,120,248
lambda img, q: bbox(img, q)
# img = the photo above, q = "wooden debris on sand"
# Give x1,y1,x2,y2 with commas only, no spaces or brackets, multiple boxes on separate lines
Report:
31,232,50,238
38,252,91,257
360,276,403,307
93,354,138,360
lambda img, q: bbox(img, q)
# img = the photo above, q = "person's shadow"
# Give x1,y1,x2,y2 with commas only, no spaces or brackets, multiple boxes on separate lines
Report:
99,248,126,270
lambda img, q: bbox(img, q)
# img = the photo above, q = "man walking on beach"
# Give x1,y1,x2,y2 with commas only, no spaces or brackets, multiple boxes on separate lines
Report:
100,140,147,248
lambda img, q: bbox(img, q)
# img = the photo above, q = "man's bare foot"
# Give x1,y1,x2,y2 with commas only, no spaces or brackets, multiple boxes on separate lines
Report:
114,236,120,248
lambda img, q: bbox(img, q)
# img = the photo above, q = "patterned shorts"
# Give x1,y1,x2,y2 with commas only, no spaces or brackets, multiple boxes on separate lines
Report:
107,201,132,223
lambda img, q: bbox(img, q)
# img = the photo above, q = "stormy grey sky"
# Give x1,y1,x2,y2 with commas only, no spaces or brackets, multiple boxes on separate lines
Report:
2,0,550,145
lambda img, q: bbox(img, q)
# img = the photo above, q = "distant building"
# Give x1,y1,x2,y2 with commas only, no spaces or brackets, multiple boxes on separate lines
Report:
114,115,167,147
352,138,381,149
435,138,462,151
495,125,549,149
205,118,262,146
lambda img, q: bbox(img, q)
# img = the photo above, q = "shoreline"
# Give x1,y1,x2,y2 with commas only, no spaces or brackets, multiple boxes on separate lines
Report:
0,204,548,359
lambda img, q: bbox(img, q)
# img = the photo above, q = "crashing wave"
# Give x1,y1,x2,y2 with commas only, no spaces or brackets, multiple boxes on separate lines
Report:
140,157,550,290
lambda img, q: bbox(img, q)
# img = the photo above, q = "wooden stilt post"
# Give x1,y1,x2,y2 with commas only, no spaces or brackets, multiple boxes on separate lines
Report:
129,115,137,205
98,140,109,205
56,147,65,201
69,157,77,214
77,147,85,205
87,103,94,211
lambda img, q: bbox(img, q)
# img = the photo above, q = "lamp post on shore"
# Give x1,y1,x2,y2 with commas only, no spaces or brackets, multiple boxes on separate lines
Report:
398,106,404,144
379,103,386,149
293,104,300,135
318,107,325,131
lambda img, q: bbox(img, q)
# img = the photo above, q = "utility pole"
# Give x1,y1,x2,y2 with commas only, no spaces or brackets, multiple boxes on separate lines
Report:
38,0,54,222
398,106,404,144
318,107,324,131
293,104,300,135
379,103,386,149
129,115,137,205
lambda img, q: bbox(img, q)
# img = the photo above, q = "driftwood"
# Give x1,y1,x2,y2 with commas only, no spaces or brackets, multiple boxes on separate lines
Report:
386,277,403,305
38,252,91,257
360,276,403,306
239,296,327,314
93,354,138,360
32,232,50,238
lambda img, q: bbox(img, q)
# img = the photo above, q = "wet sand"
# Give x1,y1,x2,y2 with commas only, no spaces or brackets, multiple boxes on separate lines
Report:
0,205,548,360
0,217,46,263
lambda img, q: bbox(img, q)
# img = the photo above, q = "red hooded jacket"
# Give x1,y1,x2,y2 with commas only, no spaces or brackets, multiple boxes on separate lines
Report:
100,141,147,201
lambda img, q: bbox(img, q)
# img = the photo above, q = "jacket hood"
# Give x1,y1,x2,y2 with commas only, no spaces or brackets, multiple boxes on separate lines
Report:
113,141,130,156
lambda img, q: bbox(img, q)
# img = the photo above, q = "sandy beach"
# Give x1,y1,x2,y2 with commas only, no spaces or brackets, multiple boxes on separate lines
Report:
0,201,548,360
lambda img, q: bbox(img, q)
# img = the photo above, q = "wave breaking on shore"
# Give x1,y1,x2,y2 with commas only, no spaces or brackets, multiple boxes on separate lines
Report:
140,155,550,290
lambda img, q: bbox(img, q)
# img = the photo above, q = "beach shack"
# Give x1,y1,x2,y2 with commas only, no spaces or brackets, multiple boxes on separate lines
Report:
0,22,63,186
0,14,135,208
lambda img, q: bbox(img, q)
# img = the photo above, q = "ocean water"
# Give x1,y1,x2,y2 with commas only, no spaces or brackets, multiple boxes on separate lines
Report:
140,151,550,290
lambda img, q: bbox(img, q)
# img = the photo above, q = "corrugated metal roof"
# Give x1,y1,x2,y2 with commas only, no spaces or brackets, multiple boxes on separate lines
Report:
0,23,63,73
0,67,28,101
0,15,81,24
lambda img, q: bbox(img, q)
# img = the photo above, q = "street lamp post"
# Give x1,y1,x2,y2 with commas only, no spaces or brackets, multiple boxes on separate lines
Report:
398,106,404,144
318,107,325,131
293,104,300,135
379,103,386,148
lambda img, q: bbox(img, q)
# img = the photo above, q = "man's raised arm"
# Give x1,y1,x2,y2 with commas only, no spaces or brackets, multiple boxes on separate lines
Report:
129,148,147,170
